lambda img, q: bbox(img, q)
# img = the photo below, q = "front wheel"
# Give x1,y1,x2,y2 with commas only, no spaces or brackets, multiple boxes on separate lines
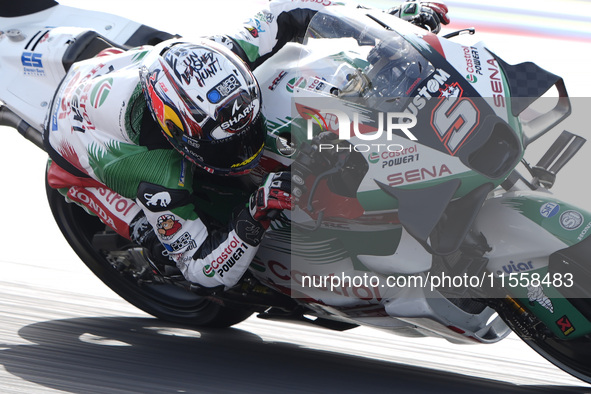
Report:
500,299,591,385
46,180,254,328
497,235,591,385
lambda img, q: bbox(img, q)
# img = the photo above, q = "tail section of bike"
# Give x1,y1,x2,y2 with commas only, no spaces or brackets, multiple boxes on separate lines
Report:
0,2,173,131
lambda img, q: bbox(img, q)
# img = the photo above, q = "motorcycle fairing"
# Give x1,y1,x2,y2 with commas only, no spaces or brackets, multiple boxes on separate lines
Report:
281,8,529,211
490,53,571,146
502,195,591,247
474,192,591,339
357,10,524,179
376,178,494,255
263,8,534,256
504,194,591,337
0,3,173,132
550,235,591,300
549,237,591,338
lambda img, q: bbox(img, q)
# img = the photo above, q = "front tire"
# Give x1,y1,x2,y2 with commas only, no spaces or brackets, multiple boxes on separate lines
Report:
501,301,591,385
46,180,254,328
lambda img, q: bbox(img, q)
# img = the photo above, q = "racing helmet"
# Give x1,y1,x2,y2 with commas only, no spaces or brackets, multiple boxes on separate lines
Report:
140,40,264,175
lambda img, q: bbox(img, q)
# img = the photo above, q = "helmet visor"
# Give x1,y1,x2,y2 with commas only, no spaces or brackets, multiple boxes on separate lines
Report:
181,116,265,175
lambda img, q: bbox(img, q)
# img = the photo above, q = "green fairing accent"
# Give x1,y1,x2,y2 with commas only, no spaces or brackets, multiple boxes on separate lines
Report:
519,296,591,339
404,34,436,56
235,39,260,63
500,70,521,134
125,84,146,144
503,197,591,246
499,197,591,335
502,268,591,339
57,187,69,199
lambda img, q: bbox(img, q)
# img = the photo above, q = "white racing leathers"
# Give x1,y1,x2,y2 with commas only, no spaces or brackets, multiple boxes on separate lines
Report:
46,0,343,289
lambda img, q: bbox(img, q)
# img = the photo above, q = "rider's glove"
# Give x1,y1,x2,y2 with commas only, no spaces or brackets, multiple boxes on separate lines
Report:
389,1,450,34
249,172,293,228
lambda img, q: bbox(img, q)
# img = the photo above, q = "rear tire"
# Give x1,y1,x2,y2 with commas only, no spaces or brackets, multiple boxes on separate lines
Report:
46,180,254,328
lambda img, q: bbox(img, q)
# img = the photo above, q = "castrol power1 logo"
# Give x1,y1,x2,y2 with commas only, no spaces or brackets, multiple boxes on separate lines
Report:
462,46,483,83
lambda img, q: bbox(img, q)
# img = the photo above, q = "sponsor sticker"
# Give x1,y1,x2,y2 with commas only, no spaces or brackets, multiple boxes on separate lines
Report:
268,70,287,91
499,260,534,275
207,74,241,104
246,26,258,38
21,52,43,67
540,202,560,218
21,51,44,77
367,152,380,164
387,164,452,187
276,135,296,156
559,210,583,230
163,232,197,253
90,77,113,108
286,77,307,93
157,214,182,240
577,221,591,241
465,74,477,83
203,264,215,277
144,191,172,208
556,315,575,336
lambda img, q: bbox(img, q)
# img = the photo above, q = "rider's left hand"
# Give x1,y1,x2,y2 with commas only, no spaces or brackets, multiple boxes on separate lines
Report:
389,1,450,34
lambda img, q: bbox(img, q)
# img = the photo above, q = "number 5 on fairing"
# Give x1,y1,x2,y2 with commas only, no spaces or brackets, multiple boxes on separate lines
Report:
431,97,480,155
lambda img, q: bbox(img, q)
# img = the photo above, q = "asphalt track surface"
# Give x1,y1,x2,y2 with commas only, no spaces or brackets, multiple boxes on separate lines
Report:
2,0,591,392
1,255,591,393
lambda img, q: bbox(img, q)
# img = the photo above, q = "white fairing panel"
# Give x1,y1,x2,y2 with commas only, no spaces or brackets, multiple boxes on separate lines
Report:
473,194,568,275
0,5,143,129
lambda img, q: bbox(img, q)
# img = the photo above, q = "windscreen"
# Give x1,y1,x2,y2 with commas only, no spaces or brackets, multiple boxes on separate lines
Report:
296,7,436,112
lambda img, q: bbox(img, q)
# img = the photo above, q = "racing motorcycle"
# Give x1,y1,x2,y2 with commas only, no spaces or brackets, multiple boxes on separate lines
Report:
2,0,591,384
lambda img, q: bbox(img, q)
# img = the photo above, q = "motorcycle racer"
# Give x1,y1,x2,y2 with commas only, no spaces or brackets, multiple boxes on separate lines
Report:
45,0,449,291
